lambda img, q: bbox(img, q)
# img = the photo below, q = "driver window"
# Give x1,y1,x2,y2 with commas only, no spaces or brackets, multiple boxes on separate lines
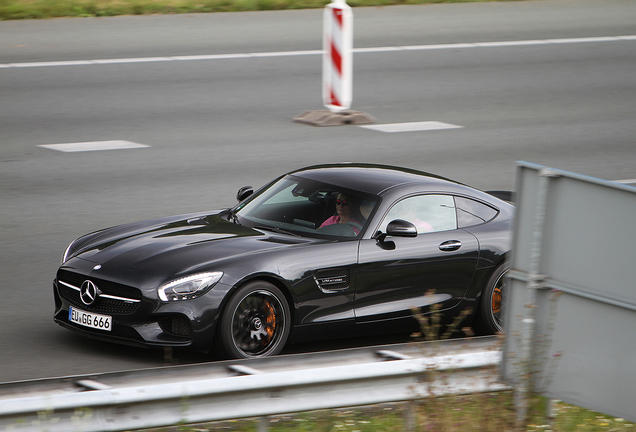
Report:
380,195,457,234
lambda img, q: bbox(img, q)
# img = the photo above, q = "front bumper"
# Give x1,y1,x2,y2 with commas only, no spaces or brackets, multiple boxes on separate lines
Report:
53,272,226,352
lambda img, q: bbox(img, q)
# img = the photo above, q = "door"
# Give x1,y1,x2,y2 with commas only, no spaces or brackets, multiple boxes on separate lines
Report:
355,194,479,323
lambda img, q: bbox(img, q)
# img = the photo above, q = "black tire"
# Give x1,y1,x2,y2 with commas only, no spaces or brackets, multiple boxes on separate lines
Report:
475,264,508,334
216,281,291,359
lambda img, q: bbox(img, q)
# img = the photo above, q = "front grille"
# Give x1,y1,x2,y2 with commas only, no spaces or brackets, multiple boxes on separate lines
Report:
57,270,142,315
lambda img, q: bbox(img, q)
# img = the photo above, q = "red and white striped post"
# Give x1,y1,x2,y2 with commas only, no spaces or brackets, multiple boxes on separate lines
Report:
323,0,353,112
294,0,374,125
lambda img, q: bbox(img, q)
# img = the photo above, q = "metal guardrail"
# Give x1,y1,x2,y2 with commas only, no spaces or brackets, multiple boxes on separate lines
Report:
0,337,508,432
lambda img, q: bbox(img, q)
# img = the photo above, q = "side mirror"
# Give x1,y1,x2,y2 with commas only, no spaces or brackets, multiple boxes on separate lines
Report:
374,219,417,246
236,186,253,202
386,219,418,237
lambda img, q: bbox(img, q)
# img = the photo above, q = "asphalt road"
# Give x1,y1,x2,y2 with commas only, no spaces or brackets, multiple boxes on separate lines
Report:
1,0,635,383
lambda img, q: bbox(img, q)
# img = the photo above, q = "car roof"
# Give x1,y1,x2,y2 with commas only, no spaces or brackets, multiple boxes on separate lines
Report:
288,163,465,196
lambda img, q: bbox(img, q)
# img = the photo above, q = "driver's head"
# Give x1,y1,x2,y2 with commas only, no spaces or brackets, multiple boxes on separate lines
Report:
336,193,354,217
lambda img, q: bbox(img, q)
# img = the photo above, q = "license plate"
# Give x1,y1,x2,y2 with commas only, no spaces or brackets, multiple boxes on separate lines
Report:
69,306,112,331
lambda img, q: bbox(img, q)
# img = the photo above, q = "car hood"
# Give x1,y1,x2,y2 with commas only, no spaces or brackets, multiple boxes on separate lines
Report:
68,213,311,277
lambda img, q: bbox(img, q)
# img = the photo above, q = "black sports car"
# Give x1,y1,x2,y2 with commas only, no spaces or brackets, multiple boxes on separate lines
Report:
54,163,512,359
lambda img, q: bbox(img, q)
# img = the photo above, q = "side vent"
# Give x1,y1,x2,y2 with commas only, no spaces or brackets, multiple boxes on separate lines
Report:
314,269,350,293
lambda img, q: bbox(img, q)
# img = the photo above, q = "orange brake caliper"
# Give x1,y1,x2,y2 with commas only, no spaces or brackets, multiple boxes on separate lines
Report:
265,302,276,339
492,287,502,314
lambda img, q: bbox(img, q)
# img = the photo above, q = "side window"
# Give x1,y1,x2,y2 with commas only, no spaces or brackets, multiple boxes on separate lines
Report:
455,196,499,228
380,195,457,234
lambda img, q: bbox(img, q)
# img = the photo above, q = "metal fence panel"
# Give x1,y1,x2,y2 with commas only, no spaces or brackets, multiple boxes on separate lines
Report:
503,161,636,422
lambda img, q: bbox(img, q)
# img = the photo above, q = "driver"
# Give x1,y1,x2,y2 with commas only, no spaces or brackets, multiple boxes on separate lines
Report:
320,193,362,234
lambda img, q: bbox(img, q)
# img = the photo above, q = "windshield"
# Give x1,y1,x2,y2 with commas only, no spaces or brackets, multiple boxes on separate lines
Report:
234,175,378,239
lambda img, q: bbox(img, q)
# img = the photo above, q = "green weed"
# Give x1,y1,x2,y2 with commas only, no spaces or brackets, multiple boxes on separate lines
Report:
0,0,523,20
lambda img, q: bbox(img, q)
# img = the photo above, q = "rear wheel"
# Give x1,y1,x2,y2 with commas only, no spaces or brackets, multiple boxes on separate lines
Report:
216,281,290,359
475,264,508,334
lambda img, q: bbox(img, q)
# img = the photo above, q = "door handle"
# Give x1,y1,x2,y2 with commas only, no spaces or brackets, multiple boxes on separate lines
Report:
439,240,461,252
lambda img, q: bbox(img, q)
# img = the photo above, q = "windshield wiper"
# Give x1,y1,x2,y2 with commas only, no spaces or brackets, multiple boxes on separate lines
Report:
254,225,301,237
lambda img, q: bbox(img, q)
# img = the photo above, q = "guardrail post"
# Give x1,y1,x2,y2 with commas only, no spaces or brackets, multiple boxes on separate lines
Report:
404,400,417,432
258,416,269,432
515,168,558,429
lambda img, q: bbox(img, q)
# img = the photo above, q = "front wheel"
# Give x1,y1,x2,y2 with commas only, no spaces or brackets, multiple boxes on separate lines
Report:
475,265,508,334
216,281,291,359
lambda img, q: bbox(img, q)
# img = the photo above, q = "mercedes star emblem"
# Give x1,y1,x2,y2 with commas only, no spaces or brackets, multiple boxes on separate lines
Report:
80,280,100,306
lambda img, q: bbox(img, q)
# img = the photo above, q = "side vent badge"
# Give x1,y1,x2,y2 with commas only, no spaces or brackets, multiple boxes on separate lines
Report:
314,269,350,293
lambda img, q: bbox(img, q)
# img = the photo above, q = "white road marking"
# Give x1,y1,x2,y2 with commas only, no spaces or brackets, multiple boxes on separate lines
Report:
614,179,636,184
359,121,463,133
1,35,634,69
38,140,150,152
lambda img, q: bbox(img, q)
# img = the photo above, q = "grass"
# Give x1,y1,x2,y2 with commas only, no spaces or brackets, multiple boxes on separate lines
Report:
137,394,635,431
0,0,523,20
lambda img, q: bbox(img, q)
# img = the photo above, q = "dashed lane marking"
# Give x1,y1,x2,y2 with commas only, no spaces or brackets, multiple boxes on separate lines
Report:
38,140,150,152
358,121,463,133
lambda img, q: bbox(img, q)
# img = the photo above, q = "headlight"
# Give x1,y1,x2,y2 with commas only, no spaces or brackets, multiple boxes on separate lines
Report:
157,272,223,302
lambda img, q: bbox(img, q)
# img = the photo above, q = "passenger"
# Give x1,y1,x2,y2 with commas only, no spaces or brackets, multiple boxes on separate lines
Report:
320,193,362,234
402,205,434,233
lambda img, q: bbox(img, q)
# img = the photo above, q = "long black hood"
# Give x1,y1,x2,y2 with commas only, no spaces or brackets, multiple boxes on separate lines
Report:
66,213,310,278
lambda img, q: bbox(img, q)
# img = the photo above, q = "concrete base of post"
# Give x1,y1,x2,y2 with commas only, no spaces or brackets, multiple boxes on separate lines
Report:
294,109,376,126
